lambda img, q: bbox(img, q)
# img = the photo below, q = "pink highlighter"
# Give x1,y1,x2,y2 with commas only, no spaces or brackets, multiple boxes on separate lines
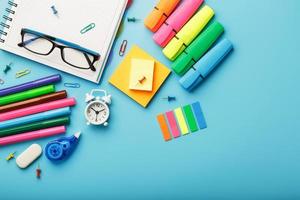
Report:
153,0,203,47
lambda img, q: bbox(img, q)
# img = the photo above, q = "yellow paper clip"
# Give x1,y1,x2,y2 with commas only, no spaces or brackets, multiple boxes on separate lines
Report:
16,69,31,78
80,23,95,34
64,83,80,88
6,152,16,161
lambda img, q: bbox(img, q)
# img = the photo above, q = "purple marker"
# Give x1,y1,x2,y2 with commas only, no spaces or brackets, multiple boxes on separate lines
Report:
0,74,61,97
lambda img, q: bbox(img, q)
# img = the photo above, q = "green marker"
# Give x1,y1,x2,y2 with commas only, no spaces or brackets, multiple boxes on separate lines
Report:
0,116,70,137
0,85,55,106
172,21,224,76
183,105,198,132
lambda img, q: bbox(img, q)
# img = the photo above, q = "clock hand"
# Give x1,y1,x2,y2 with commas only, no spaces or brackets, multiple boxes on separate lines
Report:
91,107,98,113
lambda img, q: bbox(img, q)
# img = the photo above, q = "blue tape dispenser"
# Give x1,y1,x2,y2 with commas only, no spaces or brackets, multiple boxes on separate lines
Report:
45,132,81,161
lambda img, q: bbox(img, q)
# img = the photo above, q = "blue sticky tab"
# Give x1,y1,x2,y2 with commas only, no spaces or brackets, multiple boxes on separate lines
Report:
191,102,207,129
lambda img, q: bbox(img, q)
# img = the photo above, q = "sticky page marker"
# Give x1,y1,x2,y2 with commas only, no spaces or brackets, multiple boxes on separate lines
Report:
166,111,181,138
183,105,198,132
16,144,42,169
174,108,189,135
191,102,207,129
156,114,172,141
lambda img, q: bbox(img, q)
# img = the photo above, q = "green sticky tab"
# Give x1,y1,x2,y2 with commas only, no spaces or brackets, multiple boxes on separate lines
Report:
183,105,198,132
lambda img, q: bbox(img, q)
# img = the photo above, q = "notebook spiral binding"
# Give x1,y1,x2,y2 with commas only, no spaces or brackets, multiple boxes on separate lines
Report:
0,0,18,43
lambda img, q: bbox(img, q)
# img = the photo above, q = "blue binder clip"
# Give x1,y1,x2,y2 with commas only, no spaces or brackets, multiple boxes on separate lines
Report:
179,38,233,91
45,132,81,161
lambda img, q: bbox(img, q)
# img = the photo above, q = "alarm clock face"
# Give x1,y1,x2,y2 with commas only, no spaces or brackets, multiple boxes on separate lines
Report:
85,100,110,125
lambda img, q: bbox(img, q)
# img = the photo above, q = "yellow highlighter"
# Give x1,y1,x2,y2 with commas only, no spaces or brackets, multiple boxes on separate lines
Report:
163,5,214,61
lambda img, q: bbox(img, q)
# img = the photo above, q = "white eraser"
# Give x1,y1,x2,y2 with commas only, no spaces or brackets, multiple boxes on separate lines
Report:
16,144,42,169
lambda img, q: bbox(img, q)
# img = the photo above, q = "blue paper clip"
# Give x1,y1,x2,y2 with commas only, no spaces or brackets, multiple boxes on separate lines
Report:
64,83,80,88
80,23,95,34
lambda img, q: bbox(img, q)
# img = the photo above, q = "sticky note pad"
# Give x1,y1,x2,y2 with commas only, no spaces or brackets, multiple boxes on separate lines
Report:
191,102,207,129
174,107,189,135
166,111,180,138
109,45,171,108
156,114,172,141
129,58,154,91
183,105,198,132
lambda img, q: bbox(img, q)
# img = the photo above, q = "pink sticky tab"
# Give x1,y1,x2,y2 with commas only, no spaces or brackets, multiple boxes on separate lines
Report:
153,0,203,47
166,111,180,138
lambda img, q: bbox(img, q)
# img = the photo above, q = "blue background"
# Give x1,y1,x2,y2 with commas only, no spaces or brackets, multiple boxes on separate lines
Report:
1,0,300,199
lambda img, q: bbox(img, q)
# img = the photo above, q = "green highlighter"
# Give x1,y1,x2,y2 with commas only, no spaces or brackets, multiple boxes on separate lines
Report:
172,21,224,76
0,84,55,106
0,116,70,137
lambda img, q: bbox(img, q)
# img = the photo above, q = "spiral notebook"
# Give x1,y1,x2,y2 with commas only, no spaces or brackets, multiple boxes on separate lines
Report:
0,0,127,83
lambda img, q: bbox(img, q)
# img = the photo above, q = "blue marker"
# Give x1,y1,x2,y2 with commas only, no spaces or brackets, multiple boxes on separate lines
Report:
45,132,81,161
179,39,233,91
0,107,71,129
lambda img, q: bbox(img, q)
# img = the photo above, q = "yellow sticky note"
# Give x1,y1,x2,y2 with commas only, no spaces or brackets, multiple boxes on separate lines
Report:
174,107,189,135
109,45,171,108
129,58,154,91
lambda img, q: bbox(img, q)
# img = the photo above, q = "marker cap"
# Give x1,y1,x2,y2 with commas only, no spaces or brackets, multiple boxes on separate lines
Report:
162,6,214,61
179,39,233,91
144,0,180,32
172,21,224,76
153,0,203,47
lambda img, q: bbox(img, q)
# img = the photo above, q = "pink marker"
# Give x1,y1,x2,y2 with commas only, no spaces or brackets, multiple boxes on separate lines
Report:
166,111,181,138
153,0,203,47
0,126,66,146
0,98,76,122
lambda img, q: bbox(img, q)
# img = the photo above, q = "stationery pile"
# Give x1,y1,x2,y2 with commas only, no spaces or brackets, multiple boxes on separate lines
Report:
145,0,233,91
0,74,76,146
157,101,207,141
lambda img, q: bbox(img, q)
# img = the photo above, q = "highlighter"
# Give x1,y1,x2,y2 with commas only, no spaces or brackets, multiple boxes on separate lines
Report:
0,116,70,137
163,5,214,61
0,85,55,106
144,0,180,32
0,90,67,113
153,0,203,47
172,21,224,76
179,38,233,91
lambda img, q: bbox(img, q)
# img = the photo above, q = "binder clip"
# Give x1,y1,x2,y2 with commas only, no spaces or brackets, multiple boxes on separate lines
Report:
80,23,95,34
119,40,127,56
16,68,31,78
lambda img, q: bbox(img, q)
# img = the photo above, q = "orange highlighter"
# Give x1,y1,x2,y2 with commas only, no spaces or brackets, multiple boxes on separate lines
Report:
144,0,180,32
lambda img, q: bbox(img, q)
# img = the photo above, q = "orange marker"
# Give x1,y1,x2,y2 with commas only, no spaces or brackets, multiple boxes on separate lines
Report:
144,0,180,32
156,114,172,141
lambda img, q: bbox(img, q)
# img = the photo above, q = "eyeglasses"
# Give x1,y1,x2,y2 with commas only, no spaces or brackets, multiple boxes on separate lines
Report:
18,28,100,72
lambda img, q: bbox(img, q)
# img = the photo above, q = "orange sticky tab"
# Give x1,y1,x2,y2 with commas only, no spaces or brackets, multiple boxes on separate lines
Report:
144,0,180,32
156,114,172,141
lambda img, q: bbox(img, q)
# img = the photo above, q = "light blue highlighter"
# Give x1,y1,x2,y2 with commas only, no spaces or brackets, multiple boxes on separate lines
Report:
179,38,233,91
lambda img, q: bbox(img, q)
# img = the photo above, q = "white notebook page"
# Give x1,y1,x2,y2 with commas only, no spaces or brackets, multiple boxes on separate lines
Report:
0,0,127,83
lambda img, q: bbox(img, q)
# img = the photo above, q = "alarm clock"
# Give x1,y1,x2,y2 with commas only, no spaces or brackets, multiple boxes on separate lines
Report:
85,89,111,126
